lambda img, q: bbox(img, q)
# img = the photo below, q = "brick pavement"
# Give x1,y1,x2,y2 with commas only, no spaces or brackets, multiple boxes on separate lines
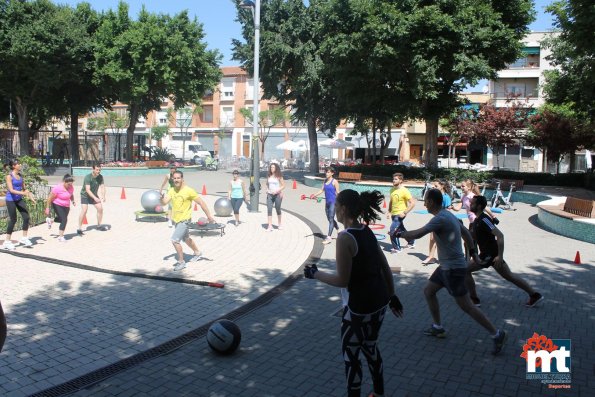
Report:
1,170,593,396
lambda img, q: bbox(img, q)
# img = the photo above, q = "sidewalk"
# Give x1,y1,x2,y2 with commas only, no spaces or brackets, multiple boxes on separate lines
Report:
1,170,593,396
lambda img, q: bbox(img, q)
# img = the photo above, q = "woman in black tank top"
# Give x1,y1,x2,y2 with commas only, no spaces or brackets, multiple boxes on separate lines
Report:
304,189,404,397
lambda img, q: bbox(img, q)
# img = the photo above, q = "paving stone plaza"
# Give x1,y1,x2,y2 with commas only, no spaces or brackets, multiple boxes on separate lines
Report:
1,170,593,396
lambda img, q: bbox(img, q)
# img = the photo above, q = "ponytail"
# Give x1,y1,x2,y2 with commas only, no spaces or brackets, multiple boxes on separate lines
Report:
336,189,383,224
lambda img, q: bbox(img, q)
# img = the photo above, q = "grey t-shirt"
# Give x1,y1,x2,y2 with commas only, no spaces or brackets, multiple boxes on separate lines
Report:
422,209,467,269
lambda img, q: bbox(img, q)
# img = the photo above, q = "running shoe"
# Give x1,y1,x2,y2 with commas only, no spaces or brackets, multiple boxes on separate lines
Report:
173,261,187,271
20,237,33,247
390,248,402,254
322,237,332,245
77,229,84,236
404,243,415,249
2,241,16,251
46,217,53,229
266,226,273,232
167,219,173,228
277,225,283,230
421,258,438,265
189,252,203,262
57,236,66,243
424,326,446,338
492,330,507,355
471,296,482,307
526,293,544,308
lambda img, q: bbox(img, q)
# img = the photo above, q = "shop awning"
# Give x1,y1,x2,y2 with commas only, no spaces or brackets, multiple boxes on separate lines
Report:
522,47,540,55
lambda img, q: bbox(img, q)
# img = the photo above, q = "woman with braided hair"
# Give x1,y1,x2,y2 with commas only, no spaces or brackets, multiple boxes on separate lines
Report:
304,189,404,397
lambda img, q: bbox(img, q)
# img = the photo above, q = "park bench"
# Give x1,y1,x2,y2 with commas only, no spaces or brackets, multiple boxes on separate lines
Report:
540,196,595,219
337,172,362,182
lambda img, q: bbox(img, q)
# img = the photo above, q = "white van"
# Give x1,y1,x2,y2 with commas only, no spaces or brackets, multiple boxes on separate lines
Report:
167,141,211,164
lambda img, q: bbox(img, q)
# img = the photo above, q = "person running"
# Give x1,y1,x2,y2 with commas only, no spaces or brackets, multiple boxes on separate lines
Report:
160,170,215,271
46,174,76,242
77,164,106,235
265,162,285,231
3,159,35,250
228,169,248,226
311,166,340,244
398,188,507,355
159,163,177,228
466,195,544,308
454,179,497,225
386,172,416,253
423,180,452,265
304,189,404,397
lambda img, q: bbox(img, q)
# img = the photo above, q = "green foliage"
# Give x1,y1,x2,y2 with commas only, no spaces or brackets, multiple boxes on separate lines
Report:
0,156,48,197
151,147,174,161
151,125,168,142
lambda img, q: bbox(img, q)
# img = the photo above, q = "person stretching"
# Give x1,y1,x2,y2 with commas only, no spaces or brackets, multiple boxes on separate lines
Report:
398,188,507,355
312,166,340,244
466,195,544,308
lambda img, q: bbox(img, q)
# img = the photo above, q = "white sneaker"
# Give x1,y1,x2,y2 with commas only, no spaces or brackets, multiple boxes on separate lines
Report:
189,252,203,262
322,237,332,245
20,237,33,247
173,261,187,271
58,236,66,243
46,217,53,229
2,241,16,251
167,219,173,228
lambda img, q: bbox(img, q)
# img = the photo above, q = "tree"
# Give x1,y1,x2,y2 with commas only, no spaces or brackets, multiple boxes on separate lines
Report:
470,99,531,168
0,0,92,155
440,106,478,167
240,107,288,158
94,2,221,161
87,110,129,161
543,0,595,124
526,104,581,173
233,0,341,173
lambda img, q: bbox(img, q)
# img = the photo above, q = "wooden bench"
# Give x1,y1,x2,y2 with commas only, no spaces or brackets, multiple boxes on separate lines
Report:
540,196,595,219
499,179,524,191
337,172,362,182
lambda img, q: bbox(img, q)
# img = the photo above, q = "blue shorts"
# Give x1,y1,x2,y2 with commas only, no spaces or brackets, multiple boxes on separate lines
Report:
171,220,190,242
429,267,468,297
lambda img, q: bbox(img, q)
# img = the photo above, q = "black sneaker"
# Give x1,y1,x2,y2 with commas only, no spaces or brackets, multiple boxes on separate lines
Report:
98,225,108,231
471,296,481,307
77,229,84,236
423,326,446,338
526,293,544,308
492,330,507,355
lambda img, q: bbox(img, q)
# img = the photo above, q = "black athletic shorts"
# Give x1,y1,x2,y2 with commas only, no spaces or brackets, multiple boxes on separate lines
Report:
429,267,468,297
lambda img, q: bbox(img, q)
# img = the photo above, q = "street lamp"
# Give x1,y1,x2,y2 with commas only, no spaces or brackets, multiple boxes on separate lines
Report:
241,0,260,212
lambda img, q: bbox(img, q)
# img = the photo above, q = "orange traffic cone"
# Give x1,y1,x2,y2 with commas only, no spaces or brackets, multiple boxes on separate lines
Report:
292,179,297,189
120,187,126,199
574,251,581,265
202,184,207,195
194,202,198,211
82,214,88,225
383,198,387,209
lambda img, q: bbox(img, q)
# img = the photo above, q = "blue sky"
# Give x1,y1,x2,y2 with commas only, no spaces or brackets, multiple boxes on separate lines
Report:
57,0,557,67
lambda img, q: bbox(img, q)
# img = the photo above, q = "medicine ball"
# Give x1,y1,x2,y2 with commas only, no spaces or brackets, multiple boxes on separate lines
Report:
207,319,241,355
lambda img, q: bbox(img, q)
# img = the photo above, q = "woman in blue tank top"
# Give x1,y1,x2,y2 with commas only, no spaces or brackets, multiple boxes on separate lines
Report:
3,159,36,251
311,167,340,244
228,169,248,226
304,189,404,397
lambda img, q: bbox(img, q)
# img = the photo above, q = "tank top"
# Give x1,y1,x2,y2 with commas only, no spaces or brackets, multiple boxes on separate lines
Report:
230,180,244,199
340,226,390,314
6,172,23,201
323,178,337,203
268,176,281,194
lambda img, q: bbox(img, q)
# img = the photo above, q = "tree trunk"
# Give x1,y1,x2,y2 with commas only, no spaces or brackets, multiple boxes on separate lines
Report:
70,110,80,165
307,116,318,174
126,105,140,161
569,151,576,173
15,97,30,156
371,119,377,164
424,118,439,168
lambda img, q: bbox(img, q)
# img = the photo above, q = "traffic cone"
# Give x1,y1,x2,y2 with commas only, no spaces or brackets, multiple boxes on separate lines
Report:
201,184,207,195
292,179,297,189
120,187,126,199
194,202,198,211
383,198,387,208
82,214,88,225
574,251,581,265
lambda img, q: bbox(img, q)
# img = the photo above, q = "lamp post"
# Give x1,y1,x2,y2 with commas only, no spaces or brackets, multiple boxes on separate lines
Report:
241,0,260,212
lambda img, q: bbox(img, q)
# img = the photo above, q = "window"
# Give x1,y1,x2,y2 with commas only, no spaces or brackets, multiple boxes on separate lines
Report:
221,78,235,100
176,108,193,128
220,106,234,127
246,79,254,100
201,106,213,123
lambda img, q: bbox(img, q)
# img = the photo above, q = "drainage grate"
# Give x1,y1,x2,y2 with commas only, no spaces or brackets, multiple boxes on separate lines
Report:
22,208,324,397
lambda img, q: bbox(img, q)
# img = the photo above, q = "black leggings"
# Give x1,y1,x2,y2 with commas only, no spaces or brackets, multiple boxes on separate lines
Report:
6,200,30,235
52,203,70,231
341,306,386,397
